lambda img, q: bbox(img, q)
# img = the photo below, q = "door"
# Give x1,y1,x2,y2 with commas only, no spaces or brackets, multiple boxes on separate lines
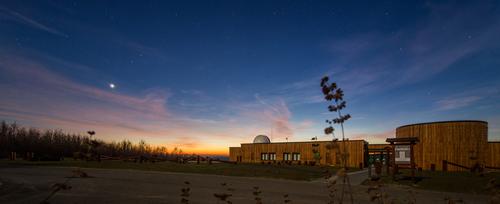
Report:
326,151,333,165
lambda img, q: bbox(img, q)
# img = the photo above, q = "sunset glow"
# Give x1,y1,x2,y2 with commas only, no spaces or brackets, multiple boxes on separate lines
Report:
1,1,500,156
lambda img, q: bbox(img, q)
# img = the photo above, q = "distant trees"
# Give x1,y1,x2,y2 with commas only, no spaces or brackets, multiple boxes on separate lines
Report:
0,121,174,160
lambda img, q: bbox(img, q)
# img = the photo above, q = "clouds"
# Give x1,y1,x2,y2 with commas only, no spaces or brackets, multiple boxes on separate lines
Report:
0,50,315,154
0,54,170,119
432,85,500,111
239,94,293,140
349,130,395,144
325,2,500,96
0,6,68,38
0,53,220,152
248,2,500,112
1,1,500,152
0,53,171,135
435,96,482,111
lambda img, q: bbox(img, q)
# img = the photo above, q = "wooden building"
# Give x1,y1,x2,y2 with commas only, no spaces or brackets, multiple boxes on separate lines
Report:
486,142,500,169
229,121,499,171
229,135,367,168
395,120,491,171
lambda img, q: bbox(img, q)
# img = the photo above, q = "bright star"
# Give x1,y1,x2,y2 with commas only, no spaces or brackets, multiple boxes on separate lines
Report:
109,83,116,89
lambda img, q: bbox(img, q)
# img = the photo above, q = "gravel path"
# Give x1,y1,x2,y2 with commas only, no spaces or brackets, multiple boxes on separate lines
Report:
0,166,491,204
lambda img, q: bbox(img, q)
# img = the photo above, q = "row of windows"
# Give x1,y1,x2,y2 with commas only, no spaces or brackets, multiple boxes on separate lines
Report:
261,153,301,161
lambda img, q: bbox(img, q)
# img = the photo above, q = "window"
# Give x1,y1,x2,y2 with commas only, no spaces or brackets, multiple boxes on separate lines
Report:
283,153,290,161
261,153,269,160
292,153,301,161
269,153,276,161
262,153,276,161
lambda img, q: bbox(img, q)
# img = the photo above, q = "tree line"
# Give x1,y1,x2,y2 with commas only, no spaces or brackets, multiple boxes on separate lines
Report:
0,121,180,160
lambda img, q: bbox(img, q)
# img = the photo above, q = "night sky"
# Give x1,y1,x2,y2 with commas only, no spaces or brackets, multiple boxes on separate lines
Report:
1,1,500,155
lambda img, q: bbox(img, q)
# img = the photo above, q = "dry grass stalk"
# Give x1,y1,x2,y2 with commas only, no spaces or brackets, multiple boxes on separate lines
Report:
253,186,263,204
283,194,291,203
487,178,500,204
213,182,233,204
444,197,464,204
180,181,190,204
40,182,72,204
326,169,338,204
407,189,417,204
41,168,89,204
366,184,393,204
71,168,89,178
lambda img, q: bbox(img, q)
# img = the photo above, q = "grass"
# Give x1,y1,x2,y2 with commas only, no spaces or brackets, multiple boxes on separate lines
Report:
363,169,500,194
0,159,349,181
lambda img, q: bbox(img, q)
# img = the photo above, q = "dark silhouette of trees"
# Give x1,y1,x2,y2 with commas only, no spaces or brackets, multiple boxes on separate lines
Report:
0,121,172,160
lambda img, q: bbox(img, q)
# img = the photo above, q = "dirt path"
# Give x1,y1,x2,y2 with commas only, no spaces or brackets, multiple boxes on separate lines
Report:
0,166,491,203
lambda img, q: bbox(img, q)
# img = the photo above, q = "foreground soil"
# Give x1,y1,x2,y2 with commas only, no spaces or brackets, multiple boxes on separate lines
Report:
0,166,492,204
0,159,345,181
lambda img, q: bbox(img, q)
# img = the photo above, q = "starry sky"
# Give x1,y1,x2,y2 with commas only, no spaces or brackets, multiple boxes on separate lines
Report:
1,1,500,155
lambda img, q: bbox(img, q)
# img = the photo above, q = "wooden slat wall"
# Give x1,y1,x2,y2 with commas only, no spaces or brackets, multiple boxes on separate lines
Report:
230,140,366,168
396,121,488,171
486,142,500,168
368,144,391,151
229,147,241,161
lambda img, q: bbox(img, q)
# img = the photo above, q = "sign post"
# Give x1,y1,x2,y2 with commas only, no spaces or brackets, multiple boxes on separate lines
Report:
386,137,419,179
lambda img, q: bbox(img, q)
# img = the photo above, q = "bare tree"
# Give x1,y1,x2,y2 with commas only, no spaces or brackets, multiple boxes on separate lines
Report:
321,76,353,204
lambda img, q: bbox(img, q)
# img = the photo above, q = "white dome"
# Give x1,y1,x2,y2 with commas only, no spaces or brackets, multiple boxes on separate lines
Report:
253,135,271,144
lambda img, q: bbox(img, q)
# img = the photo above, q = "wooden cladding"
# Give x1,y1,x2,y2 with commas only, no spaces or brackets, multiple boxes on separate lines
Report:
229,147,241,162
368,144,391,151
486,142,500,168
230,121,499,170
229,140,367,168
396,121,489,171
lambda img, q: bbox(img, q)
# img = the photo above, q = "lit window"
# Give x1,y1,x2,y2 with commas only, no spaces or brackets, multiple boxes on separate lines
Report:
261,153,269,160
283,153,290,161
292,153,301,161
269,153,276,161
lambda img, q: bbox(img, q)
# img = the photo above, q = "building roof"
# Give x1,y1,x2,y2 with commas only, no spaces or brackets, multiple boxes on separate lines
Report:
396,120,487,129
241,139,366,145
253,135,271,144
386,137,420,144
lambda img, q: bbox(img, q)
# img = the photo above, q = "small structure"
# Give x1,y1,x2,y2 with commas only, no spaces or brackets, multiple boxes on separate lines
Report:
253,135,271,144
367,144,392,175
386,137,419,177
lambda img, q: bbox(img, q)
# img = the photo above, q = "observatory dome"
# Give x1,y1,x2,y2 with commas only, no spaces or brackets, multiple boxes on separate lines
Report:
253,135,271,144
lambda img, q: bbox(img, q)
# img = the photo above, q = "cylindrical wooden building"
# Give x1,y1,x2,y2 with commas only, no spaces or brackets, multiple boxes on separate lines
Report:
396,120,488,171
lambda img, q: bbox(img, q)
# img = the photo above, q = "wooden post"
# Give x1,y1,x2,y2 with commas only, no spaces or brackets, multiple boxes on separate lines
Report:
391,143,396,177
385,148,390,176
410,143,415,178
10,152,16,160
368,162,372,178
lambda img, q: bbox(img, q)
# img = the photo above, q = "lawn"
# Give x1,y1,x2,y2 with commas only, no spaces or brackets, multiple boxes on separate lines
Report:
363,169,500,194
0,159,345,181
